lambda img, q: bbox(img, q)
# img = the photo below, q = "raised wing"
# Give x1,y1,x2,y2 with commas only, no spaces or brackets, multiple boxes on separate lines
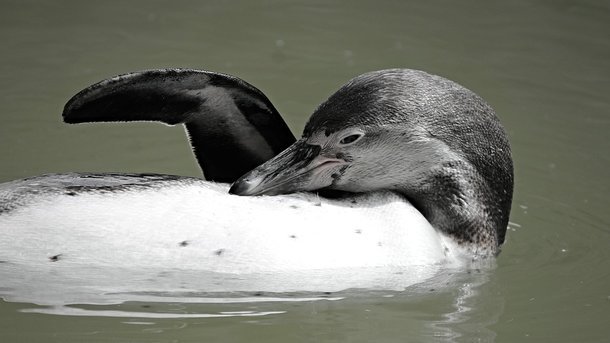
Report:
62,69,296,182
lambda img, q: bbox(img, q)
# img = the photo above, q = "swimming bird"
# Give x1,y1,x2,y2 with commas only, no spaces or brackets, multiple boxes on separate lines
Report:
0,69,513,293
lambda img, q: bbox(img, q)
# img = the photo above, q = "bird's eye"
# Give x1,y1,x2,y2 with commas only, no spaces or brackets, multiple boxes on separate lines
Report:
339,133,363,145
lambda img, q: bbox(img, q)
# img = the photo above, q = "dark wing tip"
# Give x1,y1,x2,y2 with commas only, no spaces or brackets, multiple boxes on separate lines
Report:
62,71,145,124
61,69,210,125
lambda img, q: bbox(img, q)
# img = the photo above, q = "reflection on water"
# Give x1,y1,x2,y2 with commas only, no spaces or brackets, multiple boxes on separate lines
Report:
22,306,287,319
428,270,499,342
5,266,502,342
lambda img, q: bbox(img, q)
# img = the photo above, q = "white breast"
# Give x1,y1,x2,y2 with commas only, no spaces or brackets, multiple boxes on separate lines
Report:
0,181,468,304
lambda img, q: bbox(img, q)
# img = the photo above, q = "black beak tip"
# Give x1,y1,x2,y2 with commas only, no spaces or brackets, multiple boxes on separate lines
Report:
229,179,251,196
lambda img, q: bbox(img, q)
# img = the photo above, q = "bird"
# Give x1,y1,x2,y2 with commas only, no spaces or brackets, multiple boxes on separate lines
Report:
0,68,513,294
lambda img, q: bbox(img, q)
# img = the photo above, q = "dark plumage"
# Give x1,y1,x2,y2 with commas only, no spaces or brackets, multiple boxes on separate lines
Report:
231,69,513,253
62,69,296,182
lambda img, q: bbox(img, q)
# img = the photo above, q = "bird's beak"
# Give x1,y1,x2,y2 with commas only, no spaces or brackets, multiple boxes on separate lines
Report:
229,139,346,196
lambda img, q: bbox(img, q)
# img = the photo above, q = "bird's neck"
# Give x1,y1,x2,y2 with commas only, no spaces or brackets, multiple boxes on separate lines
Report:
398,164,501,256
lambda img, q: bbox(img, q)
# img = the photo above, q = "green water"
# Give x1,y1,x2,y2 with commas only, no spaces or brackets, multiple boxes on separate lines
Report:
1,0,608,342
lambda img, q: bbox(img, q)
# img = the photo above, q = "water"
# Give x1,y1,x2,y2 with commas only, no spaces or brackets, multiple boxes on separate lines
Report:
1,0,608,341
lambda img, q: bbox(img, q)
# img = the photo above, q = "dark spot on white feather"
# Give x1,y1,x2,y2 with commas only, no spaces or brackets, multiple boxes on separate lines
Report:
355,229,362,234
214,249,225,256
179,241,189,247
290,235,297,239
290,205,298,209
49,254,62,262
65,191,77,196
